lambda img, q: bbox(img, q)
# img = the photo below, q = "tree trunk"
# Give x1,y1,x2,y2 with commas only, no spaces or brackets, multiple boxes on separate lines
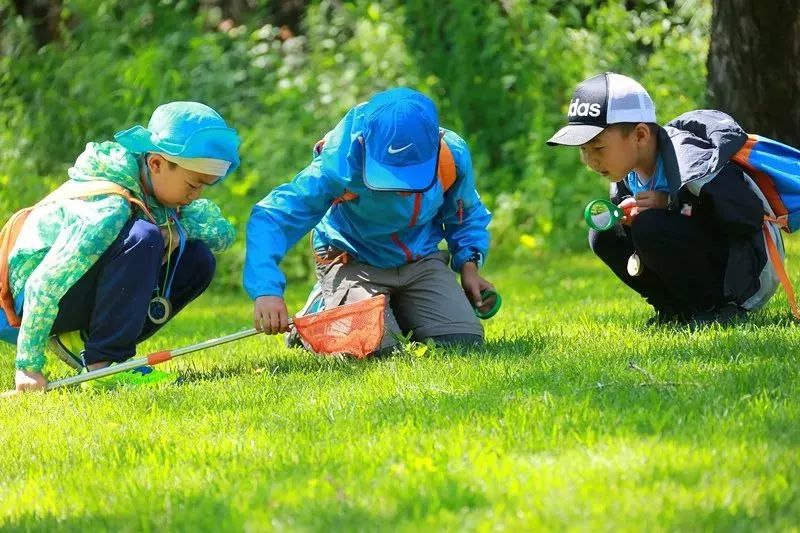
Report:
707,0,800,146
11,0,62,47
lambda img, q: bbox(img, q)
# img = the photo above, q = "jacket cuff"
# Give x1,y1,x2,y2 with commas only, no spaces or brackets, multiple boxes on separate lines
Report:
452,248,484,272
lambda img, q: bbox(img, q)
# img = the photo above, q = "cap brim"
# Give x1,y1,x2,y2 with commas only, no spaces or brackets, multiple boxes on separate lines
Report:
114,125,185,155
546,124,605,146
364,154,438,192
114,125,241,178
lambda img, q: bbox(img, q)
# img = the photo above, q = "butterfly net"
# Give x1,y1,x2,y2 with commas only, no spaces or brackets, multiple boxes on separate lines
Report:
293,295,386,358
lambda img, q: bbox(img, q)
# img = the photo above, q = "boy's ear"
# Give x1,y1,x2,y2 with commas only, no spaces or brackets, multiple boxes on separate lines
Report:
634,123,652,144
147,153,164,174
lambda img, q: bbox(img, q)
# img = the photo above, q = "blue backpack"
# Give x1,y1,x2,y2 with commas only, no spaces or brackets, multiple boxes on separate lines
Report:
731,135,800,318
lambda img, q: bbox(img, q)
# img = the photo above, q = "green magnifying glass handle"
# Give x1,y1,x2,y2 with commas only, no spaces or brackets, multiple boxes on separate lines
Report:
474,289,502,320
584,199,624,232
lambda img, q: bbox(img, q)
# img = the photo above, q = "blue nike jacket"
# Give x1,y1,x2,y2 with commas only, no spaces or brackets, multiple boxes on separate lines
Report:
243,103,491,299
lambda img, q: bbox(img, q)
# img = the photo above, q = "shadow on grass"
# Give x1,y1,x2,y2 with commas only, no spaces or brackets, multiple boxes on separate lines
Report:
2,474,490,531
171,331,557,386
173,349,372,385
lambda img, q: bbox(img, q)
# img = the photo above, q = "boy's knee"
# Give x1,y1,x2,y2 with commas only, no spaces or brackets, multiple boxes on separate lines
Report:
589,227,621,260
128,220,164,250
114,220,164,270
588,228,603,255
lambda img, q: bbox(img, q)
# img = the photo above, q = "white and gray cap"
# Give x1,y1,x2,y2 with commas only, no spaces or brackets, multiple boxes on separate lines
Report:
547,72,656,146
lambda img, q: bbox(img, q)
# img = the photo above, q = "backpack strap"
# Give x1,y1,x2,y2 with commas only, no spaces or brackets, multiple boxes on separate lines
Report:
437,139,457,193
37,181,154,222
0,208,34,327
0,181,150,328
762,220,800,320
332,191,358,206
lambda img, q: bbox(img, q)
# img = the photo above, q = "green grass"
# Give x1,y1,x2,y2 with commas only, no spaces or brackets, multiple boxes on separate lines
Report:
1,250,799,531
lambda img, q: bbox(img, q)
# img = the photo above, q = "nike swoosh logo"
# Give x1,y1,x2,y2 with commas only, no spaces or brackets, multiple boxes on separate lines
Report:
387,143,412,154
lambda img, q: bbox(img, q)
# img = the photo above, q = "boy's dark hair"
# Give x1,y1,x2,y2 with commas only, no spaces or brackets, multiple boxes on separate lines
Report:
612,123,659,137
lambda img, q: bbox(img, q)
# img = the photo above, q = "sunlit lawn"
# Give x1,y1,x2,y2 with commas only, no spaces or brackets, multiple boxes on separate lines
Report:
1,248,798,531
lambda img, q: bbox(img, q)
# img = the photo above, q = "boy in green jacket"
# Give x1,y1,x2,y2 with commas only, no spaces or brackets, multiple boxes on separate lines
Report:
1,101,240,392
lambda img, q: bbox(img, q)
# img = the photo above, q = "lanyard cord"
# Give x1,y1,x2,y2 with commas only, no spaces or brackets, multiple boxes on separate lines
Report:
140,155,186,301
161,212,186,299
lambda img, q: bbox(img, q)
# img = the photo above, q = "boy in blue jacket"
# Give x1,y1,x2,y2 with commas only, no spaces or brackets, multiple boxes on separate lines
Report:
244,88,494,352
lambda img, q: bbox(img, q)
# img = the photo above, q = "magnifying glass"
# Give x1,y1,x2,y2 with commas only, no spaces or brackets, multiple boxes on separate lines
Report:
473,289,503,320
584,199,624,231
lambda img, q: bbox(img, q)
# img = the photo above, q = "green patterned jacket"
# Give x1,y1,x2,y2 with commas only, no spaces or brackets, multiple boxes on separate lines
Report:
10,141,235,372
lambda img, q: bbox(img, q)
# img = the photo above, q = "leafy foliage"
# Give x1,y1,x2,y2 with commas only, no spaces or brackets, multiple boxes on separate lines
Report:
0,0,711,287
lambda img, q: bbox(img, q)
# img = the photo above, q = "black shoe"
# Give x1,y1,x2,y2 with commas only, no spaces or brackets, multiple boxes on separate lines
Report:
691,303,748,327
645,308,692,327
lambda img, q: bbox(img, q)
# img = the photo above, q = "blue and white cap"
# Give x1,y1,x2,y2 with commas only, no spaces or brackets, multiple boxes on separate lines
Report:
114,101,241,180
362,88,440,192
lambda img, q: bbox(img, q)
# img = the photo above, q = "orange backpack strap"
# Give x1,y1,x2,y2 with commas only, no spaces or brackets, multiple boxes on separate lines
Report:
762,221,800,320
332,190,358,206
38,181,155,222
0,207,35,327
0,181,150,328
437,139,457,193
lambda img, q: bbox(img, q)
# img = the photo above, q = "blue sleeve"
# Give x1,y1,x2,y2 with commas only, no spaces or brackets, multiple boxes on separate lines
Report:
243,159,347,299
439,132,492,271
244,109,362,299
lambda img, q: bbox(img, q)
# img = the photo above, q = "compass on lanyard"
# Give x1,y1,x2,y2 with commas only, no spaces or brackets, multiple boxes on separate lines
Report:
149,213,186,325
140,155,188,325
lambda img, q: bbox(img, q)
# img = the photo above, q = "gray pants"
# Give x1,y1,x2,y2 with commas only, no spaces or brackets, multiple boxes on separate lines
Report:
314,250,483,350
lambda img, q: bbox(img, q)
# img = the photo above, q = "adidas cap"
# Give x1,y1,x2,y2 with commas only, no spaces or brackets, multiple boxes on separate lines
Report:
547,72,656,146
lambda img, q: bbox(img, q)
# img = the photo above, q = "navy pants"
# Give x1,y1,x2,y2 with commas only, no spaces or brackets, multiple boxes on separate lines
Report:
51,218,216,365
589,209,728,314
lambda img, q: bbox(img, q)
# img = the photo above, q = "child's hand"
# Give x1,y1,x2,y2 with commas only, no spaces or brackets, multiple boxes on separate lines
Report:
254,296,290,335
460,262,496,313
634,191,669,212
15,370,48,392
619,197,639,225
